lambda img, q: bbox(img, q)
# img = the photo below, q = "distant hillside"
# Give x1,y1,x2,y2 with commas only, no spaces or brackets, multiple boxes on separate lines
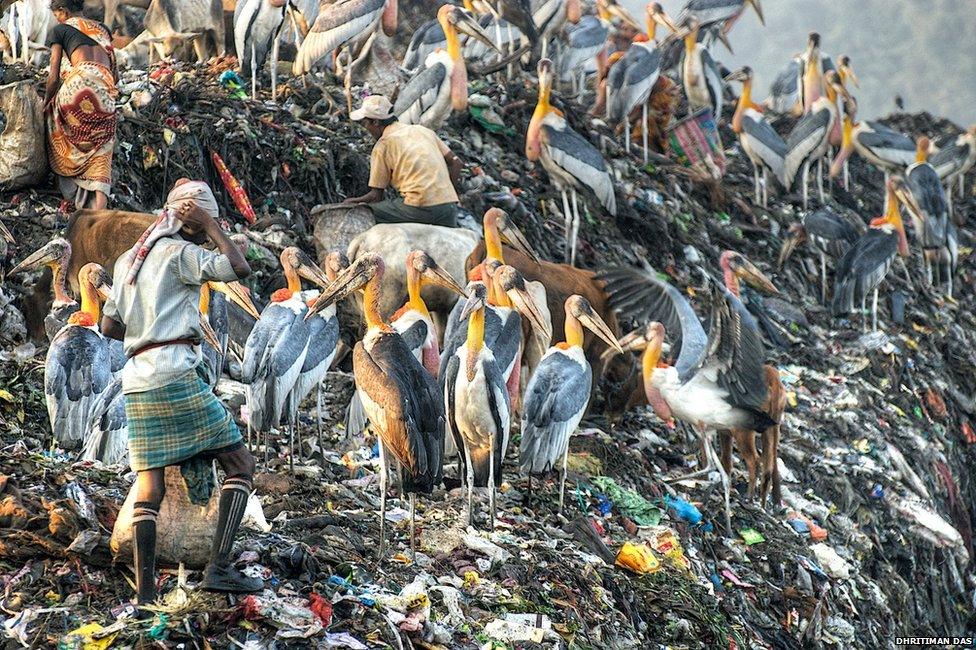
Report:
622,0,976,128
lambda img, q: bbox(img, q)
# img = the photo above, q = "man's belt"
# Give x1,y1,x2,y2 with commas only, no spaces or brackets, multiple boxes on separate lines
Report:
129,338,200,358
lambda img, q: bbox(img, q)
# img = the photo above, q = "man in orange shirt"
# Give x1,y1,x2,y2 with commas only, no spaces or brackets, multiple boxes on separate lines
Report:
344,95,463,228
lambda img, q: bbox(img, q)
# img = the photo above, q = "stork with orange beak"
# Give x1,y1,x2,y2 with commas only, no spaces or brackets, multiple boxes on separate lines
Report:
782,70,850,209
896,137,957,297
242,247,332,469
45,263,116,450
832,177,911,331
726,66,786,208
604,266,774,533
606,2,677,162
528,58,616,267
307,253,444,558
520,295,622,512
393,4,500,130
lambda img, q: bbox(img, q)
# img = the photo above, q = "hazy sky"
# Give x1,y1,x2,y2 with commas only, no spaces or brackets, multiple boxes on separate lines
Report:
620,0,976,127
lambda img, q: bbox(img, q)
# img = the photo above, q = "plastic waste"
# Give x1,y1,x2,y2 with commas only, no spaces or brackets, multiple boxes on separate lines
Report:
615,541,661,574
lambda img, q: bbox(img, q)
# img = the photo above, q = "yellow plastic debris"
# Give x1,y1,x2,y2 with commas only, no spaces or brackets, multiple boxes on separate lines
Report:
615,541,660,574
62,623,118,650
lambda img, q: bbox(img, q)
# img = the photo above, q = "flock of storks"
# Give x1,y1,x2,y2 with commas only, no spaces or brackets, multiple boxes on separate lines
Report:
7,0,976,551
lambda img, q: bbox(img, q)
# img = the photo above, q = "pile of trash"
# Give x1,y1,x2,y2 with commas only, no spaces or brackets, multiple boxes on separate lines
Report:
0,56,974,648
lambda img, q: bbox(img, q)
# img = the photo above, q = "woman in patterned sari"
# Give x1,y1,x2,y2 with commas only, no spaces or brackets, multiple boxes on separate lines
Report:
44,0,117,210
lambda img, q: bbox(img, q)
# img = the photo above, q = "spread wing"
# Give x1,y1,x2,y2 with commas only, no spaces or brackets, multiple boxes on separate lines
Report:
600,265,707,380
702,280,767,413
292,0,386,74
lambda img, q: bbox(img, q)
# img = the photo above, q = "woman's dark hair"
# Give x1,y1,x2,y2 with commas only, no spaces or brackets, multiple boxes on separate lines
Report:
51,0,85,12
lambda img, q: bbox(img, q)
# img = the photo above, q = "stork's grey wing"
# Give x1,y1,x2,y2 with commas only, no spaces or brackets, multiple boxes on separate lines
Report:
599,265,707,380
703,280,767,413
859,122,914,152
396,318,430,356
542,124,617,215
700,47,723,117
519,353,590,474
402,19,444,72
908,164,949,222
741,113,786,175
393,61,448,118
782,106,830,187
293,0,386,73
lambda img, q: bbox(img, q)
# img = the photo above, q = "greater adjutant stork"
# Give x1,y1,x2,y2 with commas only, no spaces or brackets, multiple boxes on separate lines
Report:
292,0,398,111
602,265,774,533
778,208,860,304
726,66,786,208
520,295,621,511
930,125,976,207
559,0,640,97
242,247,331,467
234,0,288,100
533,0,581,60
393,4,499,130
897,138,957,297
831,178,911,331
444,283,510,529
45,263,115,450
680,17,724,120
605,2,677,162
307,253,444,557
782,70,849,209
527,58,616,267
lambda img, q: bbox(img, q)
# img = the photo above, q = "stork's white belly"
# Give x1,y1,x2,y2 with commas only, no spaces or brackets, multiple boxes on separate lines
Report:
652,367,750,430
453,359,510,455
683,55,709,110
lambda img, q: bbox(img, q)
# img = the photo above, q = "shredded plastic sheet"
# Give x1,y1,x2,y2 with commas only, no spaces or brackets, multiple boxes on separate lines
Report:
592,476,662,527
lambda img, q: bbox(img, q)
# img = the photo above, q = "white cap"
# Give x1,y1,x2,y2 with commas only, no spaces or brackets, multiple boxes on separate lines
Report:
350,95,394,121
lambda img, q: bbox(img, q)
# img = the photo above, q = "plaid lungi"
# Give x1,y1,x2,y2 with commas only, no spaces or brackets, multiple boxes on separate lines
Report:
125,367,241,473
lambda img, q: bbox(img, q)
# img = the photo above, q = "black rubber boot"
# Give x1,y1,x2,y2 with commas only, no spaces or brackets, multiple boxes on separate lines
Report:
200,561,264,593
201,476,263,593
132,502,159,614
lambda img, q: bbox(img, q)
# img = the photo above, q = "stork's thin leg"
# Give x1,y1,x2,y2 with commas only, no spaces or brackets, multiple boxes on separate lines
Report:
765,168,770,208
802,160,809,210
465,450,475,527
246,393,253,450
753,164,760,205
344,59,354,115
624,119,631,154
316,381,323,455
488,433,496,531
289,420,295,474
843,159,849,191
541,38,548,60
409,492,416,559
378,443,388,558
816,157,825,204
860,294,867,333
820,252,827,305
570,188,581,268
295,412,303,467
561,189,573,264
706,432,732,536
641,102,649,164
558,440,570,514
871,288,878,332
251,43,257,101
271,28,282,101
525,473,532,507
506,23,514,79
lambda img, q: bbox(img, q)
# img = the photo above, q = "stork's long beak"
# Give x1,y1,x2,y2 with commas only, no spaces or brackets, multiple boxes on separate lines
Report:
892,184,923,222
92,268,114,302
777,233,802,269
499,220,540,263
507,286,552,342
737,259,779,294
747,0,765,25
199,314,222,351
578,308,623,353
724,67,750,83
9,241,62,276
296,254,333,289
608,3,642,31
459,290,486,320
0,220,13,244
840,60,859,88
287,3,310,37
716,29,734,54
455,9,501,51
423,265,468,297
306,262,371,319
212,281,261,319
619,328,649,352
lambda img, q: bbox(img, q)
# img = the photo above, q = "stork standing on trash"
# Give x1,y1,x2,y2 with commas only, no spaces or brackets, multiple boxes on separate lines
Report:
527,58,616,267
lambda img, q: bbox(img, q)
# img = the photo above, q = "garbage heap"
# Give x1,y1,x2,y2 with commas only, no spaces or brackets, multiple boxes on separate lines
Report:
0,58,974,649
